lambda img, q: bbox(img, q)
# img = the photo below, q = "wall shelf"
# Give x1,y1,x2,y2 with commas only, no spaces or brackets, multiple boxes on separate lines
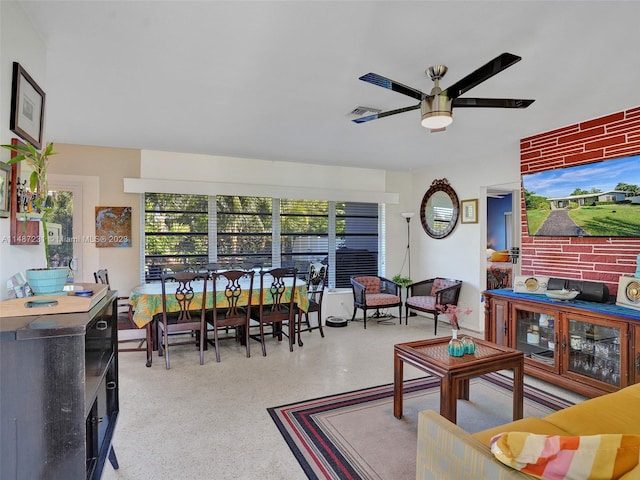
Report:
8,143,41,245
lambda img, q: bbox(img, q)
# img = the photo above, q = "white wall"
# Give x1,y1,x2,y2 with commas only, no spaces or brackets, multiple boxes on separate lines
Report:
140,150,390,193
409,144,522,332
49,144,141,298
128,149,410,283
0,2,47,300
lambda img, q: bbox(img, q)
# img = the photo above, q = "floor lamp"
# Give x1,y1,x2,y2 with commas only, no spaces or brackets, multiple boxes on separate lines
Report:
401,212,415,279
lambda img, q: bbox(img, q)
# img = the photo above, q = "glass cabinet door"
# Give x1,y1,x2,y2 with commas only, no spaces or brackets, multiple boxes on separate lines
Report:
514,307,557,369
565,318,623,388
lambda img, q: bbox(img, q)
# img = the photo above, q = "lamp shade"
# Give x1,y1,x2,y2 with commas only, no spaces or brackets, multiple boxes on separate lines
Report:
420,96,453,130
421,112,453,129
401,212,415,219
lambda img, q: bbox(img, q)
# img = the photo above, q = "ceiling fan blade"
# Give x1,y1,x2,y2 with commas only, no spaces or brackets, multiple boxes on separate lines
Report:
352,103,421,123
441,53,522,100
452,98,535,108
358,73,426,101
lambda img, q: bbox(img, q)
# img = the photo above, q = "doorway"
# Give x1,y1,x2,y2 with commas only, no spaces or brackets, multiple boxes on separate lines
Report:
48,183,83,281
487,192,513,251
486,187,520,289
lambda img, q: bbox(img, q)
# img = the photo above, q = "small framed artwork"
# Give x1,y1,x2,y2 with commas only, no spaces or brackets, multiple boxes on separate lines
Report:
460,198,478,224
95,206,132,247
10,62,46,149
0,162,10,218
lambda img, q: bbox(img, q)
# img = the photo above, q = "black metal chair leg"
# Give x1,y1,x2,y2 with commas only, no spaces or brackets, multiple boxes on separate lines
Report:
108,446,119,470
317,311,325,338
145,322,153,367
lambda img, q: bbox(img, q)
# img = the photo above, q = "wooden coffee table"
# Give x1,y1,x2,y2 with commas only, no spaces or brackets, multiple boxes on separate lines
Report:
394,337,524,423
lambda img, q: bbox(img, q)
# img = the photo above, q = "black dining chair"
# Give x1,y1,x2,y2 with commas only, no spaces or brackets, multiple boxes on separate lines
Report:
207,269,254,362
295,262,327,346
158,271,208,369
250,267,298,356
93,268,146,352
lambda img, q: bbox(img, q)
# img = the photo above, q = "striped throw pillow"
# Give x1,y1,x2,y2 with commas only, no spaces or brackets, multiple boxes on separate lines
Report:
490,431,640,479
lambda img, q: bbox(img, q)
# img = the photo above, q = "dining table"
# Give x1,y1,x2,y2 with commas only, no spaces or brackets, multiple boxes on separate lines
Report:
128,276,309,366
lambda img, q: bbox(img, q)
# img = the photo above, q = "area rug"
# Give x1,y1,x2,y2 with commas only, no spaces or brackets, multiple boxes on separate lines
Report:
268,372,576,480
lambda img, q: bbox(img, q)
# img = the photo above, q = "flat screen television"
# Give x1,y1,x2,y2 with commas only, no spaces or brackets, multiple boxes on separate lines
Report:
522,154,640,237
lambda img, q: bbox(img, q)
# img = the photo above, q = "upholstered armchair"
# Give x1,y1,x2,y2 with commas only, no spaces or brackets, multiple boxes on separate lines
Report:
405,277,462,334
350,276,402,328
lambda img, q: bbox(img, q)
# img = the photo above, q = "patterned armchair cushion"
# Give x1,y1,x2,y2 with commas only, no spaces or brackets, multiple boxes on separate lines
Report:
432,278,459,293
354,276,381,294
366,293,401,306
406,295,436,310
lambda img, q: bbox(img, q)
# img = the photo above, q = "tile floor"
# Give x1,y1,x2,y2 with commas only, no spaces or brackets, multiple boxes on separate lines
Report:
101,314,580,480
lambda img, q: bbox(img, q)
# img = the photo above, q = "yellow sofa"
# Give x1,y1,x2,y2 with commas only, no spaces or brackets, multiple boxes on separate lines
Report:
416,382,640,479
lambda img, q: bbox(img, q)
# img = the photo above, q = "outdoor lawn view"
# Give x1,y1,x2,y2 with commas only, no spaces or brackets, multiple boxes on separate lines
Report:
522,154,640,237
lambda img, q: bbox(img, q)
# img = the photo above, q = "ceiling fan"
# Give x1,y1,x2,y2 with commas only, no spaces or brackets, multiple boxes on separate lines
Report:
353,52,534,131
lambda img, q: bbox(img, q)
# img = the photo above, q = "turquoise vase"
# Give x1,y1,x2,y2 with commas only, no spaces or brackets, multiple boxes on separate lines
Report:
448,330,464,357
462,336,476,354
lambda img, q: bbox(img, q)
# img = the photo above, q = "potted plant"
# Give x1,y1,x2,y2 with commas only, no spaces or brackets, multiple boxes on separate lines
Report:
392,274,412,288
1,141,68,294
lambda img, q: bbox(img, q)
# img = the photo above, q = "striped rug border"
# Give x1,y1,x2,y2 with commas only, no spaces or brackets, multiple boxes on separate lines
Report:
267,372,575,480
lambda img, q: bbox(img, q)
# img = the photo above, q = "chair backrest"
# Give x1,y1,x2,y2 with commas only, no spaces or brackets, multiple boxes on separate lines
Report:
258,267,297,319
353,276,381,294
294,260,310,278
211,269,255,320
433,277,462,306
308,263,328,303
160,271,208,323
432,278,460,293
94,268,110,287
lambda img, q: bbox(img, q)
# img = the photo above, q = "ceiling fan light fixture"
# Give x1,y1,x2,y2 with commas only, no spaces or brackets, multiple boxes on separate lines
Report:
420,96,453,130
421,111,453,129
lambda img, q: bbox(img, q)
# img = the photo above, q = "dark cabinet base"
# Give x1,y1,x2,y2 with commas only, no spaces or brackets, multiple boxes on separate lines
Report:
1,292,119,479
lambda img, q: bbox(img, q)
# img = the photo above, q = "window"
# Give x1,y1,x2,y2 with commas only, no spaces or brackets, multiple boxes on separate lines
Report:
144,193,208,280
217,196,272,267
144,194,380,287
334,202,379,288
47,190,74,267
48,182,84,281
280,199,329,269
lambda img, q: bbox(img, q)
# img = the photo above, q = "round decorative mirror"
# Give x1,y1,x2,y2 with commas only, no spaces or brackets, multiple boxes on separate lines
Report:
420,178,459,239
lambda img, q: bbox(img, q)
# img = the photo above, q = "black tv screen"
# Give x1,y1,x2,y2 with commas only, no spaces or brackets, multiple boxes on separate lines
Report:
522,154,640,237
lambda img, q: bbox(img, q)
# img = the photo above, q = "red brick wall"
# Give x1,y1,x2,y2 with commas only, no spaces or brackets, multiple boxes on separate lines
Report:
520,105,640,295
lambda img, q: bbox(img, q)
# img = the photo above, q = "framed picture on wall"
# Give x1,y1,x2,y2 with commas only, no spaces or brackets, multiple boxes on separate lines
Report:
0,162,10,218
461,198,478,224
95,206,132,247
10,62,46,149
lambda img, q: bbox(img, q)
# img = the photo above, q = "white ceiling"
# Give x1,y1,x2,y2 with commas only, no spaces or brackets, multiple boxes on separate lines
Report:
16,1,640,171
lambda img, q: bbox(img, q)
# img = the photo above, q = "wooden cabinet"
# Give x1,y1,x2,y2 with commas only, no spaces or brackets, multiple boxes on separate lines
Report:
484,289,640,398
632,325,640,385
0,291,119,479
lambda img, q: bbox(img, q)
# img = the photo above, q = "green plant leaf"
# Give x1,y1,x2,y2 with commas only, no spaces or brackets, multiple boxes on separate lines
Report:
1,140,57,268
392,274,412,287
29,171,39,192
